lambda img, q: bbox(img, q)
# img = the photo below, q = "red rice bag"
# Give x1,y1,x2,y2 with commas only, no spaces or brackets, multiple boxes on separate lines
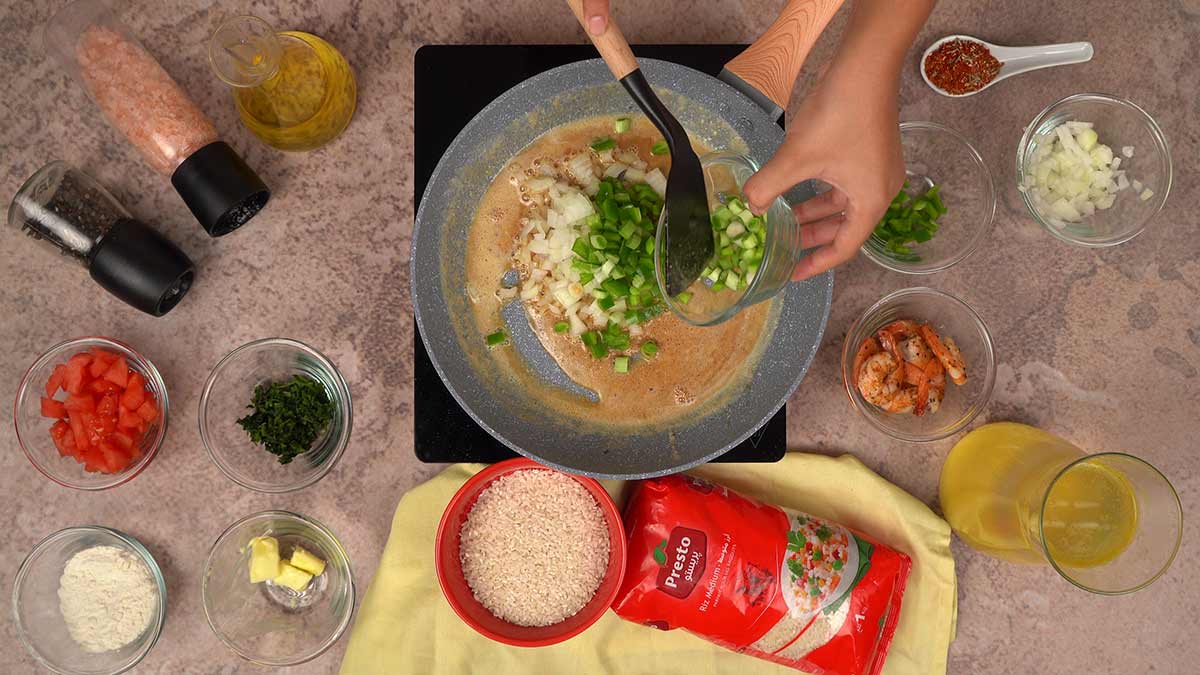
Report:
614,475,911,674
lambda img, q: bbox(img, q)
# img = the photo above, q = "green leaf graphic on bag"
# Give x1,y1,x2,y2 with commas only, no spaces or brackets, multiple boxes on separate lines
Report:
786,530,806,552
653,539,668,565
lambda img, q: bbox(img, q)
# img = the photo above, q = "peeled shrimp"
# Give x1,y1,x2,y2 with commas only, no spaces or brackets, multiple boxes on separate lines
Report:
904,359,945,416
919,324,967,385
852,337,882,385
858,352,900,407
877,320,919,378
900,336,934,367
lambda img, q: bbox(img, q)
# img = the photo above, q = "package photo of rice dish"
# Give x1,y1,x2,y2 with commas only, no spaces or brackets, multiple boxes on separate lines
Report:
613,475,911,674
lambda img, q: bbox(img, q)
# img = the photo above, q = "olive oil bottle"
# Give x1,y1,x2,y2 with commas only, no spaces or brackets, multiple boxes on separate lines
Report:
209,15,356,151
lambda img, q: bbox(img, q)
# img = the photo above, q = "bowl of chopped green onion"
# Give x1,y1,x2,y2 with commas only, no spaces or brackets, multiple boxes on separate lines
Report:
199,338,352,493
862,122,995,274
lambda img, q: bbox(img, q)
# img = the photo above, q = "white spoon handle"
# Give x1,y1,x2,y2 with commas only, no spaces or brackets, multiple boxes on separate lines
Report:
992,41,1094,75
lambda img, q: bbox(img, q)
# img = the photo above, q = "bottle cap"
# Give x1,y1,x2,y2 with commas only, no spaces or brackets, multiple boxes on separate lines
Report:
171,141,270,237
89,218,195,316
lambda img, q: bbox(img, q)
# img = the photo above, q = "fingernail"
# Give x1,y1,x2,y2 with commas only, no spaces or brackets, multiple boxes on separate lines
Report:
588,16,606,35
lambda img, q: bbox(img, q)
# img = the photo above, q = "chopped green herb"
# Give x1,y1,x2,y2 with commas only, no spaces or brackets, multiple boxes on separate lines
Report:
650,140,669,155
553,321,569,334
590,137,616,151
485,330,507,346
614,356,630,373
236,375,336,465
614,117,631,134
640,341,659,358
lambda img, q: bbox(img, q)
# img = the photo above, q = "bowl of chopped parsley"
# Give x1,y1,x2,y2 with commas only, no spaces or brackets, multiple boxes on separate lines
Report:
199,338,352,493
860,121,995,274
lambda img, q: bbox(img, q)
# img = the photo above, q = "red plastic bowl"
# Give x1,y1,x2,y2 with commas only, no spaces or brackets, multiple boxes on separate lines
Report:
435,458,626,647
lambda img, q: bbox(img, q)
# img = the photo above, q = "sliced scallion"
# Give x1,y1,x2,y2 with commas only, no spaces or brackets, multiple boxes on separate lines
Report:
485,330,507,346
590,137,616,151
614,117,631,133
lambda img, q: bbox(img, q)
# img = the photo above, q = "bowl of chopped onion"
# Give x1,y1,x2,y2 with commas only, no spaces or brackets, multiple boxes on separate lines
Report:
1017,93,1172,247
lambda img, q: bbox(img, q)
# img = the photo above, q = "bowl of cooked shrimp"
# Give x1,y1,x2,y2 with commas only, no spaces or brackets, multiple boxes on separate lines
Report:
841,287,996,442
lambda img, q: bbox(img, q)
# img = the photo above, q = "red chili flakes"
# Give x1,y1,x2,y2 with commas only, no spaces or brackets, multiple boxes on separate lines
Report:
923,39,1002,95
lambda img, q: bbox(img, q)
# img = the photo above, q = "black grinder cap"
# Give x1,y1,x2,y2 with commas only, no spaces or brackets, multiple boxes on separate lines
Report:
171,141,270,237
89,218,195,316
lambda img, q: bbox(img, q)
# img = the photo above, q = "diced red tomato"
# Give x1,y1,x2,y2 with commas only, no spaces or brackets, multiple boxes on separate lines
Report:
64,394,96,414
136,400,158,422
64,354,91,395
41,397,67,419
109,430,134,450
89,347,116,364
88,358,109,378
120,372,147,410
118,407,141,430
68,414,90,452
103,357,129,388
43,348,157,475
50,420,71,455
45,364,67,398
90,379,122,395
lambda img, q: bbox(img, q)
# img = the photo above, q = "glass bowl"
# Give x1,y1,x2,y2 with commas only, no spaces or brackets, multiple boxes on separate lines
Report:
201,510,355,666
862,122,996,274
199,338,351,493
14,337,169,490
841,287,996,442
655,153,800,326
1017,93,1171,246
13,526,167,674
434,458,626,647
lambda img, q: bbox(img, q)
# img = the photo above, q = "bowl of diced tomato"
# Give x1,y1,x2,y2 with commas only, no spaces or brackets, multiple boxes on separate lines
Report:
14,337,167,490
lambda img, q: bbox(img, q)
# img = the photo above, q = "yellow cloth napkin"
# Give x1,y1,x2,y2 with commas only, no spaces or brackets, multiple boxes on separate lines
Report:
339,454,956,675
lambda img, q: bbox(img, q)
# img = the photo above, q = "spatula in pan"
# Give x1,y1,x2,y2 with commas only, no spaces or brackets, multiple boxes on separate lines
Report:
566,1,713,297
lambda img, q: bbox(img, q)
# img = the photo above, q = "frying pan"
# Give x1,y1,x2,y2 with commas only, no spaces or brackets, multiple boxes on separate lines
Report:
412,1,840,479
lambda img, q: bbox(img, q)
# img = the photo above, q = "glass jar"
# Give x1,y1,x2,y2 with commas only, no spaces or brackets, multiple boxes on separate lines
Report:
9,161,194,316
44,0,269,236
939,422,1181,594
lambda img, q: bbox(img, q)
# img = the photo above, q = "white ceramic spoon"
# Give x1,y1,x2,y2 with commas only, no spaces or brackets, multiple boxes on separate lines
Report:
921,35,1094,98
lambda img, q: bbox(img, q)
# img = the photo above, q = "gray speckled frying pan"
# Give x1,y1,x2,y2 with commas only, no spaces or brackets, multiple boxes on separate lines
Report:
412,4,839,479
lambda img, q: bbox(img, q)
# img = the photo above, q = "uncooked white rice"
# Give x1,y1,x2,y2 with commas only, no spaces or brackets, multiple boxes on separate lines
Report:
459,469,610,627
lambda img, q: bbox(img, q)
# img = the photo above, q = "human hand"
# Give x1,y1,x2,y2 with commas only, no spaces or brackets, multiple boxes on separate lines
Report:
742,67,905,281
582,0,611,35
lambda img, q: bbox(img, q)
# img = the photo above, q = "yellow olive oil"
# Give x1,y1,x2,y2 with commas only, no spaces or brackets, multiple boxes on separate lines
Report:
233,31,356,151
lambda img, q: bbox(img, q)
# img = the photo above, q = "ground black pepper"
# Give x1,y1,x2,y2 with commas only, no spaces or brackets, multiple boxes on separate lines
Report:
15,165,127,263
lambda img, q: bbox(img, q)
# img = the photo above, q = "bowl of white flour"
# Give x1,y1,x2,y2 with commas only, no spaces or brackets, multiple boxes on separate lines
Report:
12,526,166,674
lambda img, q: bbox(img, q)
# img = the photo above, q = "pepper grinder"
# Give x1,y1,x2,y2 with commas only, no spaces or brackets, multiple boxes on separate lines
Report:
9,161,195,316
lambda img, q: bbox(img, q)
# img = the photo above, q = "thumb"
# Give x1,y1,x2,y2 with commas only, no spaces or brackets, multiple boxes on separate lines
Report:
742,141,814,215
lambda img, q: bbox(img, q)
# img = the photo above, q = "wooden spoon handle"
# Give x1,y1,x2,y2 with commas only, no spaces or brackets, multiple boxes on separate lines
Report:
724,0,846,110
565,0,638,80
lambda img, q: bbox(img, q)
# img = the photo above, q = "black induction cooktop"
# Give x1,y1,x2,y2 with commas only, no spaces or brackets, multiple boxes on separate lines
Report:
413,44,786,464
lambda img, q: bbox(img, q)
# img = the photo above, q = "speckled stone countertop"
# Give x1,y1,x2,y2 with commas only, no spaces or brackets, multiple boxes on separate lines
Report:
1,1,1197,673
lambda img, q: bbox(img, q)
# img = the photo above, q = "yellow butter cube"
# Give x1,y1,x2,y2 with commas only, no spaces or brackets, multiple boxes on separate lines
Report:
289,546,326,576
248,536,281,583
273,562,314,592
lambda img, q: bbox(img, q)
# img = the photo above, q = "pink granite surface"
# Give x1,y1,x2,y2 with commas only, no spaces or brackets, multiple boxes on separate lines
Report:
1,1,1197,673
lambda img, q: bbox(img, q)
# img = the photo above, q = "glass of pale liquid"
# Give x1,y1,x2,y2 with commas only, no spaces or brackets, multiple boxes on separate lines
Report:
939,422,1181,594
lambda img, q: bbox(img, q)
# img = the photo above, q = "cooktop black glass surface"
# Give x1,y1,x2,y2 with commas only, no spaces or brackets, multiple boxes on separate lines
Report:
413,44,786,464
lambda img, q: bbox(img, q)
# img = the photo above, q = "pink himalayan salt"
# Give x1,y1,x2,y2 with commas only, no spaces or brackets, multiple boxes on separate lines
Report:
76,25,218,175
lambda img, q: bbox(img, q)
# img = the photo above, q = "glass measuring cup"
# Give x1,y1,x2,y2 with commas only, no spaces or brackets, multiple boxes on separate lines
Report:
939,422,1181,594
654,153,803,326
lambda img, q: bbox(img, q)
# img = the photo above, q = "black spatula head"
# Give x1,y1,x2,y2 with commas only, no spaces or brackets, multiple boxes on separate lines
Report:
621,70,713,296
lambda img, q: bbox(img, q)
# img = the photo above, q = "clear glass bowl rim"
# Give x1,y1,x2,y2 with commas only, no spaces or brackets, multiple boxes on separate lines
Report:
1039,452,1183,595
840,286,997,442
200,509,355,666
13,336,169,491
861,121,997,274
12,525,168,675
197,337,352,493
1015,92,1173,248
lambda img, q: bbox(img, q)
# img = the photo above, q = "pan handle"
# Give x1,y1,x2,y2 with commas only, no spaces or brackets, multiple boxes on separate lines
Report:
723,0,845,112
565,0,638,80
